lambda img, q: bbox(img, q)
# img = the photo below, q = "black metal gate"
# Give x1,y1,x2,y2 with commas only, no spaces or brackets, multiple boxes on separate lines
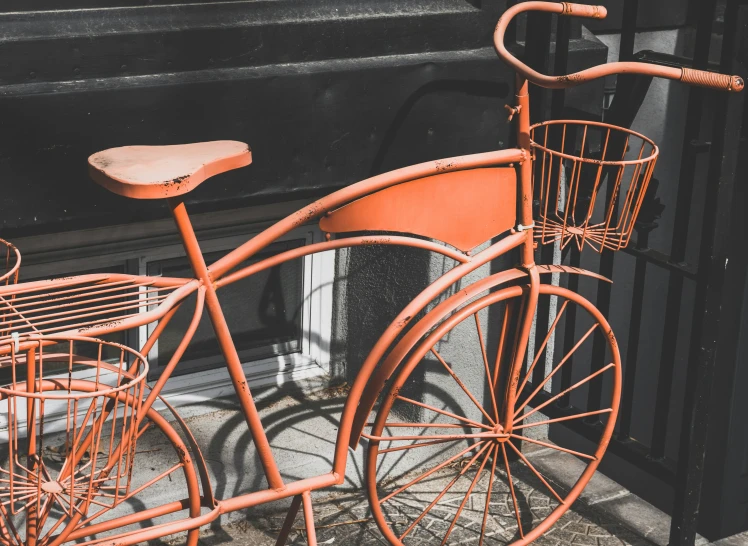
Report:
519,0,748,542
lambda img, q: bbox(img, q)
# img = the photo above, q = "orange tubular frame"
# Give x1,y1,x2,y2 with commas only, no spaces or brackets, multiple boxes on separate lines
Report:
0,2,743,545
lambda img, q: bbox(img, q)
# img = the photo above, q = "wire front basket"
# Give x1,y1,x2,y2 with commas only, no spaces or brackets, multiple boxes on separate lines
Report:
530,120,659,252
0,336,148,541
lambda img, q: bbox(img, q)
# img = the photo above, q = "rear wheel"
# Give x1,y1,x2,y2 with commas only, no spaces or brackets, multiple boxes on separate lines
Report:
366,284,621,545
0,381,201,546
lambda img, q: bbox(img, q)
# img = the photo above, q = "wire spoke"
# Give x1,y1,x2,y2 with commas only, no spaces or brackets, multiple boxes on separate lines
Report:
493,302,513,390
501,443,524,538
0,500,23,545
79,462,185,528
381,441,485,505
370,422,476,429
514,323,599,417
378,438,460,455
513,408,613,431
479,445,499,546
473,313,499,423
514,363,615,424
399,473,461,541
398,442,492,541
395,395,492,430
371,431,505,443
510,434,596,461
38,499,72,541
431,349,496,426
517,300,569,395
440,441,494,545
505,441,564,504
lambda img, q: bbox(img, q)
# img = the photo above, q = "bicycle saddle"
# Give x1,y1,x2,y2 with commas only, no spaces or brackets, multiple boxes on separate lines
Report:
88,140,251,199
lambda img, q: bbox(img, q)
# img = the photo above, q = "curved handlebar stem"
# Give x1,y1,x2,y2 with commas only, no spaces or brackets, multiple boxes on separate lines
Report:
494,1,744,93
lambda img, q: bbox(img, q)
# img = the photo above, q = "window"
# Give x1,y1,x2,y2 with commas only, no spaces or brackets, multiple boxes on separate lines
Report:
145,238,306,379
8,203,334,412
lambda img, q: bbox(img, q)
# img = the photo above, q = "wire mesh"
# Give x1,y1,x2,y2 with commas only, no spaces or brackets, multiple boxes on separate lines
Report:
530,120,659,252
0,336,148,543
0,275,181,343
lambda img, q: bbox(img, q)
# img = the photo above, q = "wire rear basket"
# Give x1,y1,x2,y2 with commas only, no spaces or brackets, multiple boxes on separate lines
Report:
530,120,659,252
0,336,147,540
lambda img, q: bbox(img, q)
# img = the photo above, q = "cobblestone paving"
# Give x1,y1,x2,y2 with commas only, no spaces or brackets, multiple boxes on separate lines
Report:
187,459,654,546
222,490,652,546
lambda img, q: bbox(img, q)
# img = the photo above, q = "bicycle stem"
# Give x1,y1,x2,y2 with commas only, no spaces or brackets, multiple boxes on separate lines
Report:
516,76,535,268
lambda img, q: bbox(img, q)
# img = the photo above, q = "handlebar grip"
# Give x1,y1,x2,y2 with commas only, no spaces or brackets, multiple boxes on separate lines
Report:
680,67,744,92
559,2,607,19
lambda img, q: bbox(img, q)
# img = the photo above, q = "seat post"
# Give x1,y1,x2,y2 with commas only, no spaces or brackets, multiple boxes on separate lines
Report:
167,197,286,491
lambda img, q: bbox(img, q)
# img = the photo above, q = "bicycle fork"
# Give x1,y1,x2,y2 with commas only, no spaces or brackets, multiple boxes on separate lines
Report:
500,265,540,437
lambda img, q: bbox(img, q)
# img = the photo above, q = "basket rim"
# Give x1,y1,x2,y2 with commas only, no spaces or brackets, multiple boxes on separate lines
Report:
0,237,21,284
0,334,148,400
530,119,659,166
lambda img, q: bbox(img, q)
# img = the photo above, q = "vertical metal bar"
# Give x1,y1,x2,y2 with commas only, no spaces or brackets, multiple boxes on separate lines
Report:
547,13,571,222
618,232,648,439
559,247,580,406
619,0,640,62
697,48,748,536
302,491,318,546
587,0,640,415
525,9,553,390
525,10,552,125
669,1,745,542
549,14,574,404
26,345,38,546
276,495,304,546
651,0,717,461
551,16,571,118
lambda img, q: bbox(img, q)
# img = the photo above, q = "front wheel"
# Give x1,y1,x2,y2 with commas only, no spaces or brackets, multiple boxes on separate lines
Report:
366,284,621,545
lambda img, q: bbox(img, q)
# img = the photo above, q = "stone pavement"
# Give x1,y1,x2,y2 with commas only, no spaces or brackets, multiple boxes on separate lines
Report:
163,437,663,546
177,485,656,546
171,490,748,546
149,384,746,546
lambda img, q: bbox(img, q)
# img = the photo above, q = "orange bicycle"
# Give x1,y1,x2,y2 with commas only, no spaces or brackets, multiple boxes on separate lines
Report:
0,2,741,545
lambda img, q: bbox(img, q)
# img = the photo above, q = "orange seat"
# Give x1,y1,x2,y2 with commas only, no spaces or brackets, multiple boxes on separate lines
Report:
88,141,251,200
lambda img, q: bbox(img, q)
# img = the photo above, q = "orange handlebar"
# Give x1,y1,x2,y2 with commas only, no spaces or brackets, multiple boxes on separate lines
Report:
494,1,744,93
559,2,607,18
681,67,744,92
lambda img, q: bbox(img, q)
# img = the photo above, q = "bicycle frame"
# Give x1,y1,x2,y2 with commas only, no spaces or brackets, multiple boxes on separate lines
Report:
2,2,743,544
70,70,542,545
18,42,647,546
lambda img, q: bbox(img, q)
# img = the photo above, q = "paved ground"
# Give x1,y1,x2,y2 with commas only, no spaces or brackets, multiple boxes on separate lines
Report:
15,380,741,546
152,384,748,546
176,486,657,546
174,494,748,546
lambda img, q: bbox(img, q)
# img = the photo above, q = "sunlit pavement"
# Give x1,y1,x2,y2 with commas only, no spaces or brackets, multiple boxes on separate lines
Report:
151,383,745,546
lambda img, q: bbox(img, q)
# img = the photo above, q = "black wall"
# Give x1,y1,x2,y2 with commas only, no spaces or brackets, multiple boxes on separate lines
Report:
0,0,623,239
0,0,515,236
